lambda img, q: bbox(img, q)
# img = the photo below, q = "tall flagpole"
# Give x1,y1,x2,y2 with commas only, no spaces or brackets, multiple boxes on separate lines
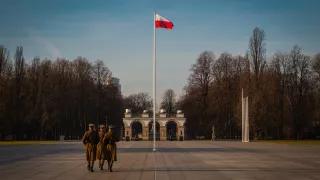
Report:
242,88,244,142
153,11,157,152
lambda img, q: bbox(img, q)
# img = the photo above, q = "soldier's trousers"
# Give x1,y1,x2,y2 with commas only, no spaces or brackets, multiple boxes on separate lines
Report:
85,143,97,168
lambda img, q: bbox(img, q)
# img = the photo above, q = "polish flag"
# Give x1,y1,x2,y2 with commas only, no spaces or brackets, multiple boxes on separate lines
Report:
155,14,174,30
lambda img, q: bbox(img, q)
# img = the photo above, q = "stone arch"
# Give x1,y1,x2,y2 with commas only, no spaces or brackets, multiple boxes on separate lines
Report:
148,121,160,140
131,120,143,140
166,120,178,140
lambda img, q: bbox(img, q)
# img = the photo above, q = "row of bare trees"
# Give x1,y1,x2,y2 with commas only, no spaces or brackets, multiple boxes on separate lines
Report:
0,46,123,140
123,92,152,116
123,89,177,117
178,27,320,140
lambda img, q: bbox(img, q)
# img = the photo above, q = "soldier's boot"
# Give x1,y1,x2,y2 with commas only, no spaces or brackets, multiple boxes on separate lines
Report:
87,162,90,171
98,160,101,169
100,160,104,170
90,161,94,172
110,162,113,172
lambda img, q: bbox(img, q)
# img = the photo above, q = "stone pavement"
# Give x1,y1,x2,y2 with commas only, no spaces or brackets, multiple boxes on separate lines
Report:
0,141,320,180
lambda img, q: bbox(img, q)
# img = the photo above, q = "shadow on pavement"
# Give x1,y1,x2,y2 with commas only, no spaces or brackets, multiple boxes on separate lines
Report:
110,167,320,173
119,147,262,153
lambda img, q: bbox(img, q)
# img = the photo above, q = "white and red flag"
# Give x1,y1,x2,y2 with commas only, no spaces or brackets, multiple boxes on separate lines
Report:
155,13,174,30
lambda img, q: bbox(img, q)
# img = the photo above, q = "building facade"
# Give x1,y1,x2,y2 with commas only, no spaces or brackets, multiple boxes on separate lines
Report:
107,77,121,92
122,109,186,141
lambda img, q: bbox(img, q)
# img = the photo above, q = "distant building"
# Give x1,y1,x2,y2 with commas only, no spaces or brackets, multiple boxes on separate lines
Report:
107,77,121,92
122,109,186,141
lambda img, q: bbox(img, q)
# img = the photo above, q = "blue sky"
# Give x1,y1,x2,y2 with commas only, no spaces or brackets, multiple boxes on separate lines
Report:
1,0,320,100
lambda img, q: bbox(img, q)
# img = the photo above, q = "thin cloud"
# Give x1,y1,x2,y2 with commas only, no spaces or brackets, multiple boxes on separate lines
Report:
27,28,62,59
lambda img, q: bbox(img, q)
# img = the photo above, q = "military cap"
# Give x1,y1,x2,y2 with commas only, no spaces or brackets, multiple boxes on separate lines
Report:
88,123,95,127
99,124,106,128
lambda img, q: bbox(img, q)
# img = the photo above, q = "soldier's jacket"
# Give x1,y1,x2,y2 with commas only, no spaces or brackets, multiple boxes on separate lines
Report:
82,130,99,145
96,130,107,160
98,131,106,143
103,131,116,144
82,130,99,161
103,131,117,161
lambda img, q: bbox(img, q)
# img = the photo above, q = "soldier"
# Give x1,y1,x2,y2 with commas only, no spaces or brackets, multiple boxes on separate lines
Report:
104,125,118,172
82,123,99,172
96,124,107,170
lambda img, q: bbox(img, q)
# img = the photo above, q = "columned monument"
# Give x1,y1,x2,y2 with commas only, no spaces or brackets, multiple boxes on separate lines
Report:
122,109,186,141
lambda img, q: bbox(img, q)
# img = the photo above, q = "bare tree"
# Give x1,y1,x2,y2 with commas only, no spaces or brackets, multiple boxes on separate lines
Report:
187,51,215,136
248,27,267,138
124,92,152,116
93,60,112,123
0,46,10,138
313,53,320,78
0,46,9,78
161,89,176,116
249,27,266,80
312,54,320,136
209,53,249,138
270,52,291,138
93,60,111,88
287,46,312,139
12,46,26,138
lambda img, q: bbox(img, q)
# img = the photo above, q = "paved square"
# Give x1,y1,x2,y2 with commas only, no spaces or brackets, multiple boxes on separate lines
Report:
1,141,320,180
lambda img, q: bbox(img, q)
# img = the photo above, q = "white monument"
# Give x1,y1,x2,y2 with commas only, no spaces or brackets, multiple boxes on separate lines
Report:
242,88,249,142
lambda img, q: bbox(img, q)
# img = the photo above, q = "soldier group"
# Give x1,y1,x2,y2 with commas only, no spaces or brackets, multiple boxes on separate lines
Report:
82,123,117,172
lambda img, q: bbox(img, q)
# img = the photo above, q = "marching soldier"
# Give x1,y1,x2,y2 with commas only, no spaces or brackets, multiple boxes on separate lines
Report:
96,124,107,170
82,123,99,172
104,125,118,172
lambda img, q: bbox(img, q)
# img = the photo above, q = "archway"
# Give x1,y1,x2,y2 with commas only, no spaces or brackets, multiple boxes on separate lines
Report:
131,121,142,140
148,121,160,140
166,121,177,140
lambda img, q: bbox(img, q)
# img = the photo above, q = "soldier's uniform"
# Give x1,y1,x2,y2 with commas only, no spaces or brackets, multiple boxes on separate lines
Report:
82,123,99,172
104,125,117,171
96,124,107,170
